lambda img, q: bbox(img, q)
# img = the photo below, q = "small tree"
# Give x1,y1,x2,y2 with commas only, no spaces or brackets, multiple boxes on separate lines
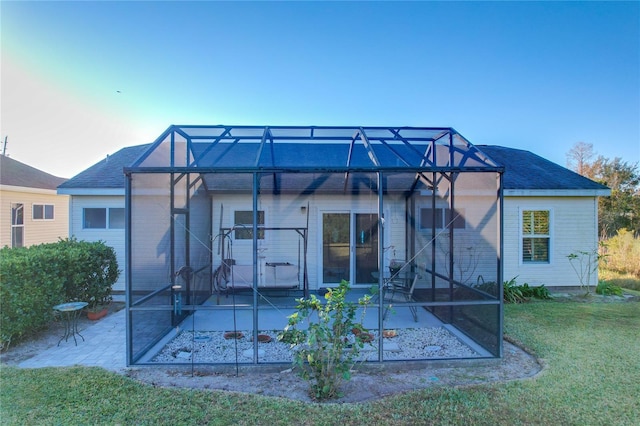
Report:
278,280,372,400
567,248,604,295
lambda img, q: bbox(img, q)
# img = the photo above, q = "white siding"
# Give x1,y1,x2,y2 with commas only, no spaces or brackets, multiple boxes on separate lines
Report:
211,193,405,290
70,191,602,293
70,195,126,292
503,196,599,287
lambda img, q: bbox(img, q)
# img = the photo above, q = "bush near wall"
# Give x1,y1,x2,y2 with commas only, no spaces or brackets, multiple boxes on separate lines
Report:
54,238,120,309
0,239,119,350
601,229,640,278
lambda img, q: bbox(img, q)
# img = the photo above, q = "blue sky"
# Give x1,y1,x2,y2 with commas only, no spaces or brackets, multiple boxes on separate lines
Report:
2,1,639,178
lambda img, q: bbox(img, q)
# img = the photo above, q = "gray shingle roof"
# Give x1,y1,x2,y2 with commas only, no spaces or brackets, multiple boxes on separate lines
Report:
57,144,150,190
477,145,609,191
0,155,67,190
57,143,609,193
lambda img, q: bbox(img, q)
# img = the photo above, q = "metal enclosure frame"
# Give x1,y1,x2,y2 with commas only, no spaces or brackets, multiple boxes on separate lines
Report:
125,125,504,366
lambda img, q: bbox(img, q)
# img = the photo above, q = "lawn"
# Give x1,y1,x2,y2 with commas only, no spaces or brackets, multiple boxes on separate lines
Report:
1,301,639,425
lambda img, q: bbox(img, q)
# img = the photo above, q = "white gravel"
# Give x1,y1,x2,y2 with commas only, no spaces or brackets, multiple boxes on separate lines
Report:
151,327,479,364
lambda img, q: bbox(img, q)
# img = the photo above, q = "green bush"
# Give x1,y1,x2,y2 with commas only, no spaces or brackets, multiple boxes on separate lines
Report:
519,283,552,300
601,229,640,277
499,277,551,303
55,238,119,308
0,246,66,349
0,239,119,349
595,281,623,296
503,277,526,303
278,279,371,400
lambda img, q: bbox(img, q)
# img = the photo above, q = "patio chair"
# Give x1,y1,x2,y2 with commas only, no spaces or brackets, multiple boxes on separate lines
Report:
383,273,421,322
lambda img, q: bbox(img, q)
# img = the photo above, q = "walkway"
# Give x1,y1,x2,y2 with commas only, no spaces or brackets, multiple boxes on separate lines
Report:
19,308,127,371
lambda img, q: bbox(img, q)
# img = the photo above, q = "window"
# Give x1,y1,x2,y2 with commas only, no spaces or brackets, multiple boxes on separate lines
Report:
522,210,550,263
83,208,125,229
234,210,265,239
11,203,24,248
33,204,54,220
420,208,465,230
109,208,125,229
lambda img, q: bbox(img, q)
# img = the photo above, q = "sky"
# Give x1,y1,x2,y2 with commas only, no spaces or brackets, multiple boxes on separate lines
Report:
1,1,639,179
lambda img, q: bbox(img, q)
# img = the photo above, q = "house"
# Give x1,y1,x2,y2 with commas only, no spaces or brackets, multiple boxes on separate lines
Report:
58,138,610,293
0,155,69,248
57,144,149,292
58,125,609,366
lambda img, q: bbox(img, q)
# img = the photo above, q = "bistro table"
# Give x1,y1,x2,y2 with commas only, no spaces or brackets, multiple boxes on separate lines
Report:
53,302,88,346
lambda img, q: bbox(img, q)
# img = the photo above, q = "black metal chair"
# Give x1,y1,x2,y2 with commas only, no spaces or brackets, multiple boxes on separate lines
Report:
383,273,421,322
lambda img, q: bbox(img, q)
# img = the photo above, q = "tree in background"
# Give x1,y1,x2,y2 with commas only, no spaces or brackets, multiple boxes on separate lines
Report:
567,142,639,237
566,141,596,176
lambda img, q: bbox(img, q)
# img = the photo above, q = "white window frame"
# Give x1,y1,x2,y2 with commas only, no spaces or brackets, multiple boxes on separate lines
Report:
83,207,125,230
520,207,553,265
32,203,55,221
233,210,265,241
11,203,24,248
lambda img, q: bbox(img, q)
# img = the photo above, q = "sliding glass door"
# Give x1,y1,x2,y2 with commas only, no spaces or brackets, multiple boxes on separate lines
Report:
322,212,378,286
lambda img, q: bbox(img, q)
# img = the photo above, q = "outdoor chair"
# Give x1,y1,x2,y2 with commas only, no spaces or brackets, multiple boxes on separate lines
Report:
383,273,421,322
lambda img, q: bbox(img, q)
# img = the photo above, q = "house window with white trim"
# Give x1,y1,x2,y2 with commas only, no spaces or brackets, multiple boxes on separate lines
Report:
234,210,265,240
522,210,550,263
83,208,125,229
11,203,24,247
33,204,54,220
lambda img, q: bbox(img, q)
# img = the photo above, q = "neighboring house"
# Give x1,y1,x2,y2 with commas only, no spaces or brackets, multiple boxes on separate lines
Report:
0,155,69,248
57,144,150,292
58,140,609,292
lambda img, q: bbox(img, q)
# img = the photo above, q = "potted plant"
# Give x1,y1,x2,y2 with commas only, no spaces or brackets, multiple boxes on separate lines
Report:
86,302,110,320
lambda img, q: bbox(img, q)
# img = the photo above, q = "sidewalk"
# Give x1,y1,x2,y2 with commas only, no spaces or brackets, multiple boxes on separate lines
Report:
19,308,127,371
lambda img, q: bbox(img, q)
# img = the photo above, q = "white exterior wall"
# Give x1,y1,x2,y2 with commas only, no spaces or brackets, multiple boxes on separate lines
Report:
503,196,599,287
211,193,406,290
70,191,601,293
69,195,126,292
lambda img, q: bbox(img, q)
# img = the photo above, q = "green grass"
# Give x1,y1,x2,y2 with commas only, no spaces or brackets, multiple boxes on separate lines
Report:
2,302,639,425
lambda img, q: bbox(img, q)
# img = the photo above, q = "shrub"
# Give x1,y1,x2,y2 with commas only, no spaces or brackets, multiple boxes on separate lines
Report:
278,279,371,400
0,246,66,349
503,277,525,304
519,283,552,300
595,281,623,296
0,239,119,349
600,229,640,278
55,238,119,308
567,248,603,294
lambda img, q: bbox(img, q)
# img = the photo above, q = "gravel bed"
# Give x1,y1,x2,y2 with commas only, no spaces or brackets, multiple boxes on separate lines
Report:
151,327,479,364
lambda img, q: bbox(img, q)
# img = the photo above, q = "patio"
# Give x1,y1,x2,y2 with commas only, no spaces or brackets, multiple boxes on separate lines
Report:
125,125,504,366
137,288,493,365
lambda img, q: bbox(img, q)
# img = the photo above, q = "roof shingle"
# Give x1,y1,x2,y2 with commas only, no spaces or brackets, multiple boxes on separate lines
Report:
0,155,67,190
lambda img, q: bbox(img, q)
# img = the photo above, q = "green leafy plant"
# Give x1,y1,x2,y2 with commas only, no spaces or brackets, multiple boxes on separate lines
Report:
0,238,120,349
600,229,640,278
56,238,120,309
568,248,604,295
519,283,552,300
595,281,623,296
277,279,372,400
503,277,526,304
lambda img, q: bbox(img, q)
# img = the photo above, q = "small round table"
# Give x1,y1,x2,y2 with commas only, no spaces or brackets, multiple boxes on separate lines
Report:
53,302,88,346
